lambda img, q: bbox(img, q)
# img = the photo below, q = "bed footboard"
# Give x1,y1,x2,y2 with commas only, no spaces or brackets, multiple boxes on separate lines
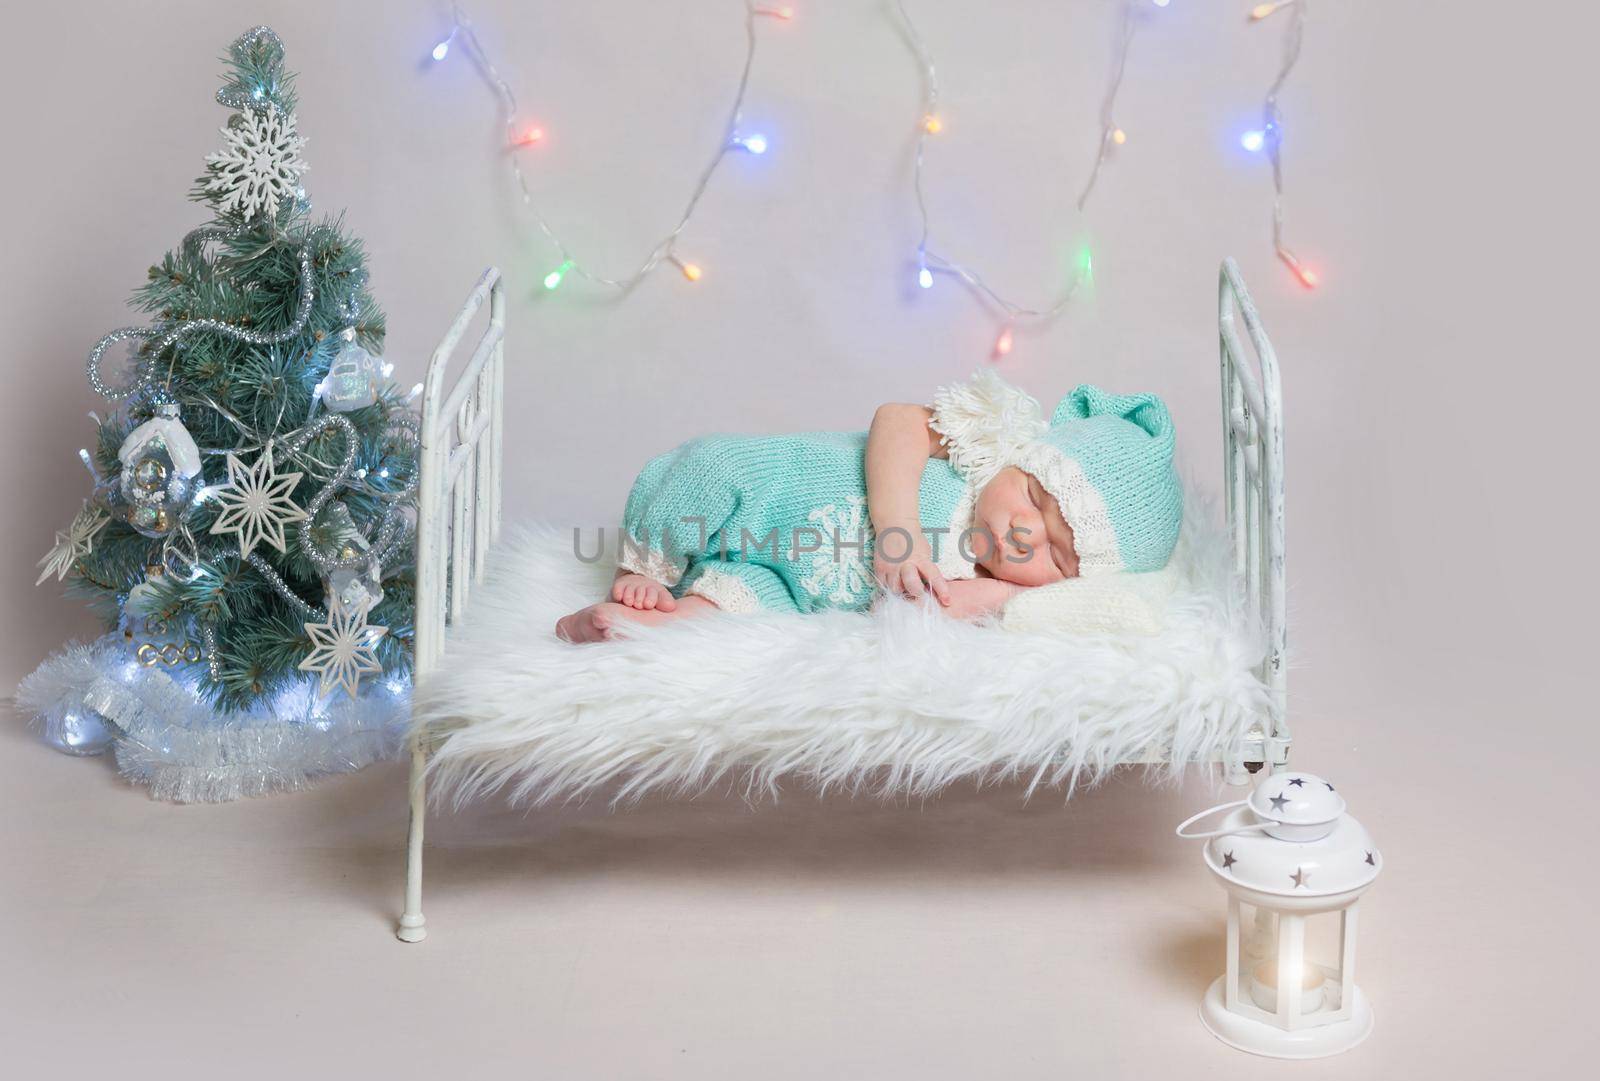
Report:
399,266,505,942
1219,257,1289,776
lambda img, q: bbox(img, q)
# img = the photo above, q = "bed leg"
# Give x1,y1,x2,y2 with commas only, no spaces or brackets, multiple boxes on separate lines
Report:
397,736,428,943
1223,757,1252,786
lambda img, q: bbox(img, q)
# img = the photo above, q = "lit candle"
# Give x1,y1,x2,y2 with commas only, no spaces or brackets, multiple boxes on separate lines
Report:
1249,959,1327,1013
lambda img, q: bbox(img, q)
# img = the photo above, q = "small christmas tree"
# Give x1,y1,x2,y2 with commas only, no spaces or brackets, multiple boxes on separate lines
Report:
20,27,416,800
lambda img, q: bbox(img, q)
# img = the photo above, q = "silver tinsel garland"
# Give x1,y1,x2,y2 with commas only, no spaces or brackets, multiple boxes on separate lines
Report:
16,636,407,803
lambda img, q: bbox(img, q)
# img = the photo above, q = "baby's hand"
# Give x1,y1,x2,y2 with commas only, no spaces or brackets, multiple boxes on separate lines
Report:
873,531,951,606
611,572,677,611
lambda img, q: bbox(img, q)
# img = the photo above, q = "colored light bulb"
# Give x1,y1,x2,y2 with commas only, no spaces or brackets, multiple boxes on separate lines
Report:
736,133,768,155
1241,129,1266,152
1295,265,1319,289
1250,2,1281,20
918,266,933,289
923,114,943,135
677,259,703,282
993,326,1014,357
432,40,450,61
515,126,544,146
1078,246,1094,280
543,259,574,290
1111,127,1127,145
1153,0,1171,7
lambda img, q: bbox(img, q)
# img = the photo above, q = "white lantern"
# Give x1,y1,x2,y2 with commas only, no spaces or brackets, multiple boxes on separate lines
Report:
1176,771,1381,1058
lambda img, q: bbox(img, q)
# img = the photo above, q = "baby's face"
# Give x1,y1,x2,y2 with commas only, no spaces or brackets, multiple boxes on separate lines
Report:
972,467,1079,586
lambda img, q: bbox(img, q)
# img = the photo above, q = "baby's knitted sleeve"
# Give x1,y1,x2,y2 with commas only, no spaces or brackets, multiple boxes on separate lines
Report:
678,561,800,614
618,438,744,587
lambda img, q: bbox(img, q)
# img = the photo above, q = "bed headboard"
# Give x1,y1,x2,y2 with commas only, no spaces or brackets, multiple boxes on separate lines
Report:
414,267,506,681
1218,257,1289,769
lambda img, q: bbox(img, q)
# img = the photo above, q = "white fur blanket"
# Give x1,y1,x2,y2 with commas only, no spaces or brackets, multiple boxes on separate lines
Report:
413,507,1270,807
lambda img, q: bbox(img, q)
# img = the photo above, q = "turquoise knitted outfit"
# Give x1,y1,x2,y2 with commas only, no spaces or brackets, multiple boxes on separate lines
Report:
618,432,976,613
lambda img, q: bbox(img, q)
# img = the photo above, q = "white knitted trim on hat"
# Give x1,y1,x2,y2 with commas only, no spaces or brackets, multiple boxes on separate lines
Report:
933,485,978,582
1008,442,1125,576
617,541,685,588
684,566,761,613
927,369,1047,490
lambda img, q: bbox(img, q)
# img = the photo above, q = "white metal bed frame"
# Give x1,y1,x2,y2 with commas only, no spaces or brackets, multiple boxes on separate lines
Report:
395,257,1288,943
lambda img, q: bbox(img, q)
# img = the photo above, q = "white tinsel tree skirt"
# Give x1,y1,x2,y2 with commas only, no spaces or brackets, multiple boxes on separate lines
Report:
16,638,406,803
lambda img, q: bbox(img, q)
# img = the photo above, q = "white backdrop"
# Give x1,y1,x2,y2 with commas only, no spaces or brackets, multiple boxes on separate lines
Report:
2,0,1594,756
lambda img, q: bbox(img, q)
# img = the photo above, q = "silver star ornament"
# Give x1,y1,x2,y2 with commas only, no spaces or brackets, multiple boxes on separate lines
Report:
297,593,387,698
208,441,309,558
36,503,109,585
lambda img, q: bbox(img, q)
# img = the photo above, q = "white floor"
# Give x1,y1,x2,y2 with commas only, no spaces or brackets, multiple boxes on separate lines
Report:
0,675,1585,1080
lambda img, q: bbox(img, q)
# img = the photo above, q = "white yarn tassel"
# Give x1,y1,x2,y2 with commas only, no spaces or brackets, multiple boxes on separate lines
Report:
927,369,1047,485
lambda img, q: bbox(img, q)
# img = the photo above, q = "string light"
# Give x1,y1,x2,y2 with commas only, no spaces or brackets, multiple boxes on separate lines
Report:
1248,0,1317,288
1250,1,1295,20
430,28,457,62
543,259,574,291
895,0,1150,359
669,256,704,282
432,2,789,292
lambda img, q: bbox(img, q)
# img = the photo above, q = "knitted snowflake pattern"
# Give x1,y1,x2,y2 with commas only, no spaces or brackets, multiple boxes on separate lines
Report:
799,496,876,607
203,105,308,219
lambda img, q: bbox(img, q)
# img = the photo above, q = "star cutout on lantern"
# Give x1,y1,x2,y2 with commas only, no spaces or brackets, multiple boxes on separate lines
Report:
1365,851,1376,866
1268,793,1290,811
1290,867,1310,888
35,502,109,585
1287,777,1306,787
297,592,387,699
1222,851,1237,870
208,440,308,558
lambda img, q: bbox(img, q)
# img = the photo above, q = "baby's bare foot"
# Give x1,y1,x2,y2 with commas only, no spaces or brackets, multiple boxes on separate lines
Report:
555,603,621,643
555,595,719,644
611,572,677,611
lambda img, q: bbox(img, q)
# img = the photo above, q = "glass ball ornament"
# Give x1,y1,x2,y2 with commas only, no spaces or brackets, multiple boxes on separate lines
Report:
42,707,119,756
321,335,386,413
117,403,202,538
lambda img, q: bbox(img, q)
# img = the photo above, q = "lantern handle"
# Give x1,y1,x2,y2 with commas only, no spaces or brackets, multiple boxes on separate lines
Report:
1175,800,1274,840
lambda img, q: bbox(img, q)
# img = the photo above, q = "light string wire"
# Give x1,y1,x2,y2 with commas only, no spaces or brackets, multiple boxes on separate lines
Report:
1251,0,1315,287
1077,3,1140,212
895,0,1148,354
441,1,789,291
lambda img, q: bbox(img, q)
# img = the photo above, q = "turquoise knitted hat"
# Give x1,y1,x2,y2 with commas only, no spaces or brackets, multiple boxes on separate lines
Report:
929,370,1183,575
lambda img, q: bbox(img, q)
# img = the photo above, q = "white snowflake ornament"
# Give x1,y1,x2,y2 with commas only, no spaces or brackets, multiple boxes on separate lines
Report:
207,440,309,558
298,593,387,698
36,503,109,585
204,104,308,219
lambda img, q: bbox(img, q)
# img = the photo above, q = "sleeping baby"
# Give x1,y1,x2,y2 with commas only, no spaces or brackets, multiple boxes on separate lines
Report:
556,370,1182,642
